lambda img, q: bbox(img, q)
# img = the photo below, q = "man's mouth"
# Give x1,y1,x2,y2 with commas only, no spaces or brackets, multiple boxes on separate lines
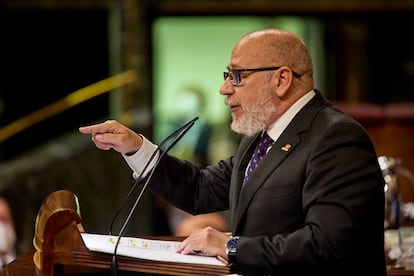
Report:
230,104,240,113
225,100,240,113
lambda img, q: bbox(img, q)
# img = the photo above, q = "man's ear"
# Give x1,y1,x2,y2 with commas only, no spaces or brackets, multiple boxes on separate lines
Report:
272,67,293,98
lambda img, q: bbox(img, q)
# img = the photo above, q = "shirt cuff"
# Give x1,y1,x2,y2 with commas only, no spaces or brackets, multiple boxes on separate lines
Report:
122,135,159,179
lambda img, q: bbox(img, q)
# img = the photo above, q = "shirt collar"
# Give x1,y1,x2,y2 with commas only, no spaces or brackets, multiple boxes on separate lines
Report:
267,89,316,141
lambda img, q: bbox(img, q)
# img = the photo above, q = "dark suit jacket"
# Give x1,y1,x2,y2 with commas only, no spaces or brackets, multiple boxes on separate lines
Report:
149,90,386,276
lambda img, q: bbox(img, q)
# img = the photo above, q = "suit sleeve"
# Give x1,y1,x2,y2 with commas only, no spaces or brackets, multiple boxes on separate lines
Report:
148,153,234,214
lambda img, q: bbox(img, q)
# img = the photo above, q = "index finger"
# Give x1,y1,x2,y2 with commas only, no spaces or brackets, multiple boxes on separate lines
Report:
175,237,189,254
79,126,97,134
79,122,111,134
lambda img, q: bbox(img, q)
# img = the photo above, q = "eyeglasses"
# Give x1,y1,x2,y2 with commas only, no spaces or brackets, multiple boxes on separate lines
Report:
223,66,302,86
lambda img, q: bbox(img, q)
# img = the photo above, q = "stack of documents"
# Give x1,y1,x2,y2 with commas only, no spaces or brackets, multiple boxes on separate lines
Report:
81,233,226,266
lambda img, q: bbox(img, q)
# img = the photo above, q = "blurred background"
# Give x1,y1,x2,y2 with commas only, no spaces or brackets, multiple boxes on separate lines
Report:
1,0,414,256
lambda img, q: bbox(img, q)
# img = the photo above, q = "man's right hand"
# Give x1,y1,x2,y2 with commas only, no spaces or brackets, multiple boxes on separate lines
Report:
79,120,143,155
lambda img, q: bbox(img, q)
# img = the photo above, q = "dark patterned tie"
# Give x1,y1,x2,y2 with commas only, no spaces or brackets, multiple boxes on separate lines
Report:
243,131,274,185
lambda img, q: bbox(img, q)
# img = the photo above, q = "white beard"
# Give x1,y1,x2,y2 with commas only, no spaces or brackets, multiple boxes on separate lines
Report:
230,87,276,137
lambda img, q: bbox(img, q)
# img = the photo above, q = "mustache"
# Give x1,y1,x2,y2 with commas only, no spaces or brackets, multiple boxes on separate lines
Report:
224,98,237,107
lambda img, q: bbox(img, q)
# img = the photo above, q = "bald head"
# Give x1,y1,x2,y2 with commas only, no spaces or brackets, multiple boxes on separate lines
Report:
222,28,316,135
233,28,313,79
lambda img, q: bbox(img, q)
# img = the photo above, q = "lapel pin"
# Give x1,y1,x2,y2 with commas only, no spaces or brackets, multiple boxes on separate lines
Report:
281,144,292,152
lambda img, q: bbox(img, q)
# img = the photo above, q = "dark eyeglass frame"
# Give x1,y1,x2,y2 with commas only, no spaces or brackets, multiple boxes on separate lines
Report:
223,66,302,86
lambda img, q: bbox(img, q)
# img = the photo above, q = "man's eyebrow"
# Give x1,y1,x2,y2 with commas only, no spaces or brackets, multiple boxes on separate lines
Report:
228,62,242,69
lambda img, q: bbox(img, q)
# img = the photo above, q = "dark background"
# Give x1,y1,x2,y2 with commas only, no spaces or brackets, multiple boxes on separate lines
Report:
0,8,109,159
0,0,413,256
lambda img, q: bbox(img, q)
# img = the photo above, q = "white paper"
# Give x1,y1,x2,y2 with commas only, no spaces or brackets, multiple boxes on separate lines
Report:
80,233,226,266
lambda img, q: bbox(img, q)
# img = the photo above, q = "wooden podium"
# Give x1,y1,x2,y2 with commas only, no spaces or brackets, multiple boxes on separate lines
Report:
30,189,229,276
5,189,414,276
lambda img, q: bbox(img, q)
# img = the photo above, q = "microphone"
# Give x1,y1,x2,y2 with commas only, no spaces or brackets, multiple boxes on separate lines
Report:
108,116,199,235
110,116,199,276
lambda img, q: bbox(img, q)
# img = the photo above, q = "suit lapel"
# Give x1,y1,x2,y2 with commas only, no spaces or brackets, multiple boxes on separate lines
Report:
230,134,259,229
234,127,300,230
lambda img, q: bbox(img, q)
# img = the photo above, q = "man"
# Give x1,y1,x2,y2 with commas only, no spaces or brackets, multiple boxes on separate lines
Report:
0,198,16,270
79,28,386,275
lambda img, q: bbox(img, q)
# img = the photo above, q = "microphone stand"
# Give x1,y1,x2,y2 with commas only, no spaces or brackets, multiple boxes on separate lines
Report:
108,149,157,236
110,117,198,276
108,116,199,235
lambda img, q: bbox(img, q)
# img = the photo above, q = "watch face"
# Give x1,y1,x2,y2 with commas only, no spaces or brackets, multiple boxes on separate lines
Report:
228,239,237,249
227,236,239,253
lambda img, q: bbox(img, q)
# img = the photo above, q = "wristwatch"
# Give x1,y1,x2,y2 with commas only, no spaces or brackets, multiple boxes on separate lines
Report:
226,236,240,266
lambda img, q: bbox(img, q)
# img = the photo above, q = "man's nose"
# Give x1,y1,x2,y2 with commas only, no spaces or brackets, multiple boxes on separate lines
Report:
219,79,234,95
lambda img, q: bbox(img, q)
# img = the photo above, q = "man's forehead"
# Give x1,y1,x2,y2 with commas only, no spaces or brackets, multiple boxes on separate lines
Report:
230,46,266,68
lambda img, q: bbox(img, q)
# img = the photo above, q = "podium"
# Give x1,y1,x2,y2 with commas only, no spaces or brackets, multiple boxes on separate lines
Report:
5,189,414,276
30,190,230,276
